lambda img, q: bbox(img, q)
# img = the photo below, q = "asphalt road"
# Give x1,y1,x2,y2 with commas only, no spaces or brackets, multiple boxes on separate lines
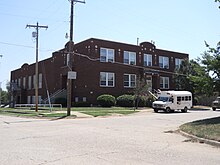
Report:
0,110,220,165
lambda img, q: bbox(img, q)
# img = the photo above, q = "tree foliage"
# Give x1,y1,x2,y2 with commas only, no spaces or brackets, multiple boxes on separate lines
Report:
174,59,214,96
200,42,220,94
215,0,220,8
133,77,150,109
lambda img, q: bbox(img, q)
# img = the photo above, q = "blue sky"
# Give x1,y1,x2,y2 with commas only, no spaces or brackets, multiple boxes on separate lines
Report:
0,0,219,90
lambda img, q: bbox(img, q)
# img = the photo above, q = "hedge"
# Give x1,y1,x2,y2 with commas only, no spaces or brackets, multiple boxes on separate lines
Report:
97,94,116,107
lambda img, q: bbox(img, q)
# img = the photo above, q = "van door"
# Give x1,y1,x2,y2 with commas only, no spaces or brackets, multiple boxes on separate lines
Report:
176,96,183,109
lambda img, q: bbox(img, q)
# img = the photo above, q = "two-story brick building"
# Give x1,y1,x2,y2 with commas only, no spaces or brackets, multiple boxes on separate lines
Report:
10,38,188,105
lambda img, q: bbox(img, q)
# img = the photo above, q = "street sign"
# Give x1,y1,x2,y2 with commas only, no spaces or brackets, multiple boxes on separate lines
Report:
68,71,77,79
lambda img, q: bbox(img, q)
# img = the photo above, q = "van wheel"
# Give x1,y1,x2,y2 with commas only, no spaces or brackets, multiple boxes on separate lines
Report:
165,107,171,113
212,107,216,111
154,109,158,113
181,107,188,113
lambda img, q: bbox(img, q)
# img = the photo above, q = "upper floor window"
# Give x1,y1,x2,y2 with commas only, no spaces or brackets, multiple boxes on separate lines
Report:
159,56,169,69
39,73,43,89
144,54,152,66
124,74,136,88
23,77,26,89
100,72,115,87
175,58,183,69
160,76,169,89
124,51,136,65
28,76,31,90
100,48,115,63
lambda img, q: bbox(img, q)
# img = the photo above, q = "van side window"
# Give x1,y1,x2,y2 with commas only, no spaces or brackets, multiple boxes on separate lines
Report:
182,97,185,101
177,97,181,102
189,96,191,101
185,96,189,101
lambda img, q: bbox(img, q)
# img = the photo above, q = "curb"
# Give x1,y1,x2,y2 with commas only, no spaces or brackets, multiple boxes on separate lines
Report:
178,130,220,148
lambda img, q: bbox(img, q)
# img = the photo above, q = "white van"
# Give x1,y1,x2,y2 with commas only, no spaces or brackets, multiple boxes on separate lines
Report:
152,91,192,113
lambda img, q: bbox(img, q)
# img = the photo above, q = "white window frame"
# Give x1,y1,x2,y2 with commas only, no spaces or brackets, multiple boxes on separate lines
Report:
160,77,169,89
23,77,26,89
27,96,31,104
18,78,21,88
28,76,31,90
39,73,43,89
75,97,79,103
100,47,115,63
100,72,115,87
175,58,183,69
83,97,87,102
144,54,152,66
124,74,136,88
159,56,169,69
124,51,136,65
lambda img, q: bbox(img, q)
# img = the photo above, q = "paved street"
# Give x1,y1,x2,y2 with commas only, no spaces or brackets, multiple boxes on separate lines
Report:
0,110,220,165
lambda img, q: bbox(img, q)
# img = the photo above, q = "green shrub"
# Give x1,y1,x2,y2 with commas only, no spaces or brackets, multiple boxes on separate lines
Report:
97,94,116,107
135,96,147,107
117,95,134,107
54,97,67,107
146,96,156,107
73,102,91,107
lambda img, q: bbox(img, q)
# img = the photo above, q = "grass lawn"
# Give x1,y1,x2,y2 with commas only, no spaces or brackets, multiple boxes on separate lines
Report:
180,117,220,142
0,108,73,118
0,107,139,118
72,107,139,117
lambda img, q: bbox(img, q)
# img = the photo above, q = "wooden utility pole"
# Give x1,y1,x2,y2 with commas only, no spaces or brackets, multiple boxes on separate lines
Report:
67,0,85,116
26,22,48,112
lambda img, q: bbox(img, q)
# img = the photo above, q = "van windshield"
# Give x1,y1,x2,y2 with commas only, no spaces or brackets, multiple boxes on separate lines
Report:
157,97,169,102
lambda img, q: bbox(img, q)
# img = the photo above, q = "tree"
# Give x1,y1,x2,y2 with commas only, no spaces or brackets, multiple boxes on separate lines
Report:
190,59,214,96
133,77,150,109
174,59,214,96
215,0,220,8
174,59,191,91
200,42,220,94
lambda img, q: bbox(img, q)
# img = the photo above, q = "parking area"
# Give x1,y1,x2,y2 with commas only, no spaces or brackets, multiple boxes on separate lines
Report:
0,109,220,165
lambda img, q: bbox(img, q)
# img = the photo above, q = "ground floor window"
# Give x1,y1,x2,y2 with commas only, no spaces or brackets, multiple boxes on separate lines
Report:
100,72,115,87
160,76,169,89
124,74,136,88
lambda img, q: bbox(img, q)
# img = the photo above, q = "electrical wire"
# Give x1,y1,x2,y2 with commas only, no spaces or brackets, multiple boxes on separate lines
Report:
63,51,187,77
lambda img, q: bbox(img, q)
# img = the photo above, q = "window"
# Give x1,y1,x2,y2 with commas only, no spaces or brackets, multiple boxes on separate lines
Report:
28,76,31,89
177,97,181,102
175,58,183,69
27,96,31,104
33,75,36,89
160,77,169,89
100,72,115,87
18,78,21,87
23,77,26,89
39,73,42,89
75,97,79,102
66,54,70,66
124,74,136,88
144,54,152,66
100,48,115,62
159,56,169,69
124,51,136,65
83,97,87,102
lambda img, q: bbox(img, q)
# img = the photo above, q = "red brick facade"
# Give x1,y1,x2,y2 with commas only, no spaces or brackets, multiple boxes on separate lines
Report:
11,38,188,105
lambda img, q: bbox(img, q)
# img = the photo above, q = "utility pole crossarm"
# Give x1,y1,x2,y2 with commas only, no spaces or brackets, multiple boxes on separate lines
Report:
26,24,48,29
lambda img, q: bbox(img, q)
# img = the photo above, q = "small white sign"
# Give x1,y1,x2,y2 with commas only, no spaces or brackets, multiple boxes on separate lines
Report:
68,71,77,79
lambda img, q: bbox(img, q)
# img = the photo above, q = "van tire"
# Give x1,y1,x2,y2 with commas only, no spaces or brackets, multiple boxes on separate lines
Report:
181,107,188,113
154,109,158,113
212,107,216,111
165,107,171,113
